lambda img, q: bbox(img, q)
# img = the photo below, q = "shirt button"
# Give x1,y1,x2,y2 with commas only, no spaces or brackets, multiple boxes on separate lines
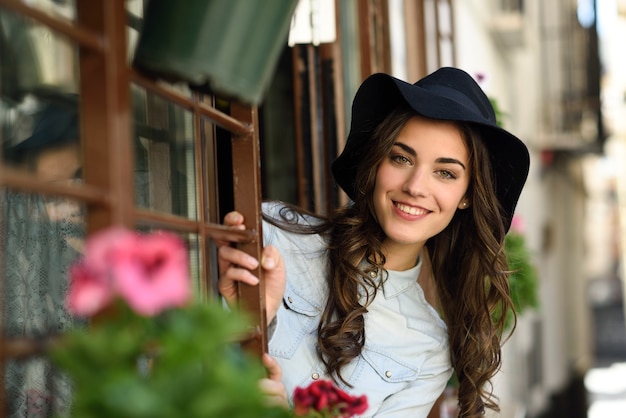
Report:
312,373,320,380
369,270,377,278
385,370,392,378
288,296,293,303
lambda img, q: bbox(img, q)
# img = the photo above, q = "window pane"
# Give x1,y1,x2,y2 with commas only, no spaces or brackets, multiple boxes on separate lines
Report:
0,8,79,106
1,8,81,173
16,0,77,21
1,189,86,417
132,85,198,220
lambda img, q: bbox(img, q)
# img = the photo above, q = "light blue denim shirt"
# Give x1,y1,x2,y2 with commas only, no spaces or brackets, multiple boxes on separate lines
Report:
263,202,453,417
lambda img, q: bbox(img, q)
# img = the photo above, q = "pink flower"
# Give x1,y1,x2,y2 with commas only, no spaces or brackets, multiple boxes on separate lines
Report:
82,227,137,278
293,380,368,417
67,262,114,317
112,231,191,316
66,227,192,317
510,215,525,234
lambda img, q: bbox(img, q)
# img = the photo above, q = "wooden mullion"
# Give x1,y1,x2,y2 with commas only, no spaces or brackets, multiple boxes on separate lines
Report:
291,46,308,209
130,71,251,136
404,0,428,81
307,45,324,214
198,96,222,299
0,167,109,204
192,104,207,297
134,208,255,242
230,102,267,357
77,0,134,231
378,0,392,74
358,1,373,79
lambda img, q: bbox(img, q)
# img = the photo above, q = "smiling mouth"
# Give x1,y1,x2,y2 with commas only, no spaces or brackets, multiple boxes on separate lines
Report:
394,202,430,216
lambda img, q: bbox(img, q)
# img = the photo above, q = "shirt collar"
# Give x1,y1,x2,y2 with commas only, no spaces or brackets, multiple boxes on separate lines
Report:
381,256,422,298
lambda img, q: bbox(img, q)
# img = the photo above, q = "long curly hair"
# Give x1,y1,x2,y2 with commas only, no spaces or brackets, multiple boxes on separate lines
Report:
265,106,514,417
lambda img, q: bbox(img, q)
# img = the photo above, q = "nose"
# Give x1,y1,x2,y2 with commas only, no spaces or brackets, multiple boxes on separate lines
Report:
401,168,430,197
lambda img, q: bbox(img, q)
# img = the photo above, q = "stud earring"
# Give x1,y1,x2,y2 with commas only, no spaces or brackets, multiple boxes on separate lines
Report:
460,201,468,209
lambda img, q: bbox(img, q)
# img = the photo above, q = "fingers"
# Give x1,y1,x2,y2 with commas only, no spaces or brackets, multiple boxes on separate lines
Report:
218,246,260,276
259,354,288,408
223,211,245,228
217,246,261,304
214,211,247,248
218,244,287,322
259,245,287,323
263,353,282,381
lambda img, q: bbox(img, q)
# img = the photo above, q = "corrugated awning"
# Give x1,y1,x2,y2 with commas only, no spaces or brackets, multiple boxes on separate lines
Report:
133,0,299,105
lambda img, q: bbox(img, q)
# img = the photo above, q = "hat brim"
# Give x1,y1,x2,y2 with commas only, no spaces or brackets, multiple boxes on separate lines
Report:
332,71,530,232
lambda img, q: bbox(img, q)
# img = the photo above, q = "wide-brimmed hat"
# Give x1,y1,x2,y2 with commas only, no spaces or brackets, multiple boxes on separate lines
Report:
10,94,79,162
331,67,530,232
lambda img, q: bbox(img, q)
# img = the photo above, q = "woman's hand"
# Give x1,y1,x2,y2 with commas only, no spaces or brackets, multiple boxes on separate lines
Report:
217,211,286,324
259,353,289,408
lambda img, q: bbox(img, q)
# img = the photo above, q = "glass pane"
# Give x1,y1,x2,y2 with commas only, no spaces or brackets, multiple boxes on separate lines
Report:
132,85,198,220
126,0,145,60
1,189,86,417
0,8,79,100
1,8,81,174
18,0,77,21
1,7,84,416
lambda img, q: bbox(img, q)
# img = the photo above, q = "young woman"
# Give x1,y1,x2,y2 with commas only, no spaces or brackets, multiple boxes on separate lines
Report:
218,67,530,417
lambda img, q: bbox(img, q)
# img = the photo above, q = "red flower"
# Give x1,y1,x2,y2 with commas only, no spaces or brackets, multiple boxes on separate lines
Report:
293,380,368,417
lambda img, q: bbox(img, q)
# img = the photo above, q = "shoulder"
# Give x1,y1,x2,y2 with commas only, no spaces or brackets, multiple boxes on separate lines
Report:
262,201,323,226
261,201,326,249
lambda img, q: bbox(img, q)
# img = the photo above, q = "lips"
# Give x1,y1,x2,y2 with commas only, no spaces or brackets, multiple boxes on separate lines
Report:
394,202,431,216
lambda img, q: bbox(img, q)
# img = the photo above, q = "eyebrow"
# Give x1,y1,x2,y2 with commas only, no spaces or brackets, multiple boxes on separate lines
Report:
392,142,466,170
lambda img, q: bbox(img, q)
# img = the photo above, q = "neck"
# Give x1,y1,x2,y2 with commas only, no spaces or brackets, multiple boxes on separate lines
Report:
381,241,424,271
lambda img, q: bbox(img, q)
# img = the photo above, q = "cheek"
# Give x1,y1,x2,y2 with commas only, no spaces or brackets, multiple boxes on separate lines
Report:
372,167,390,218
374,163,402,191
443,185,470,212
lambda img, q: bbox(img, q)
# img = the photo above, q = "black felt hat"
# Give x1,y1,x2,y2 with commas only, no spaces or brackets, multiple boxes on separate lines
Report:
331,67,530,232
11,94,79,161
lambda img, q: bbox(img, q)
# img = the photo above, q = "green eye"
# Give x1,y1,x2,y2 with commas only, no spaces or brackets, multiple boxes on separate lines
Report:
390,154,411,164
437,170,456,179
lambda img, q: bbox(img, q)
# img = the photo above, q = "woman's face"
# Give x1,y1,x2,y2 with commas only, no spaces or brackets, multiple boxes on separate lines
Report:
34,142,85,252
373,115,470,254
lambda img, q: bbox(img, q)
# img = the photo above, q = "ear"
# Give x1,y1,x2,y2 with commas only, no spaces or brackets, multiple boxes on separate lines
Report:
458,200,470,210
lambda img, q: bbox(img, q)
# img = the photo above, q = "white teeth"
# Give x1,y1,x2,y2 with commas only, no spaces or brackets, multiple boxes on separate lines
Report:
395,203,428,215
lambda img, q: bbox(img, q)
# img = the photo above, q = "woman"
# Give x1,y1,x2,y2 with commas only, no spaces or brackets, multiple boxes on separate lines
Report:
3,95,84,418
218,67,530,417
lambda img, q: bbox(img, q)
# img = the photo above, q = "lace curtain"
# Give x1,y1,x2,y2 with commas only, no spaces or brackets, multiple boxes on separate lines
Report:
2,189,85,418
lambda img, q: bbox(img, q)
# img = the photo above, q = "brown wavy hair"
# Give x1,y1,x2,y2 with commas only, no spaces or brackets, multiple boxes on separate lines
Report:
265,107,514,417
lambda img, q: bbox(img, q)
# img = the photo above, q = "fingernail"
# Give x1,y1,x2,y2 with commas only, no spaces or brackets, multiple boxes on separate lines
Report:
249,256,259,268
261,256,276,269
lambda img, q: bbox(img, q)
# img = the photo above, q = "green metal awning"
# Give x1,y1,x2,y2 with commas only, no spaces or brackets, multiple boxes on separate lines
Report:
133,0,298,105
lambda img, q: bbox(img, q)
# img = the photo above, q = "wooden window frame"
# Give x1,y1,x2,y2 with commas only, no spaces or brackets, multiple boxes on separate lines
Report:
0,0,268,412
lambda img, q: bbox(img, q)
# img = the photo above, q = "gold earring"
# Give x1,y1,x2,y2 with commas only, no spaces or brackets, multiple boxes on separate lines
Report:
460,201,468,209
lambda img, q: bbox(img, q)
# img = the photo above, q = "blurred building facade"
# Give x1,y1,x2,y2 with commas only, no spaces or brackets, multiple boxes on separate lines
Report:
452,1,604,417
263,0,610,417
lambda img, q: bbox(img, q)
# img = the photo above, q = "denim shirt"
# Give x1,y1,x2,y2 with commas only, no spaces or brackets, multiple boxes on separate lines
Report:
263,203,453,417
